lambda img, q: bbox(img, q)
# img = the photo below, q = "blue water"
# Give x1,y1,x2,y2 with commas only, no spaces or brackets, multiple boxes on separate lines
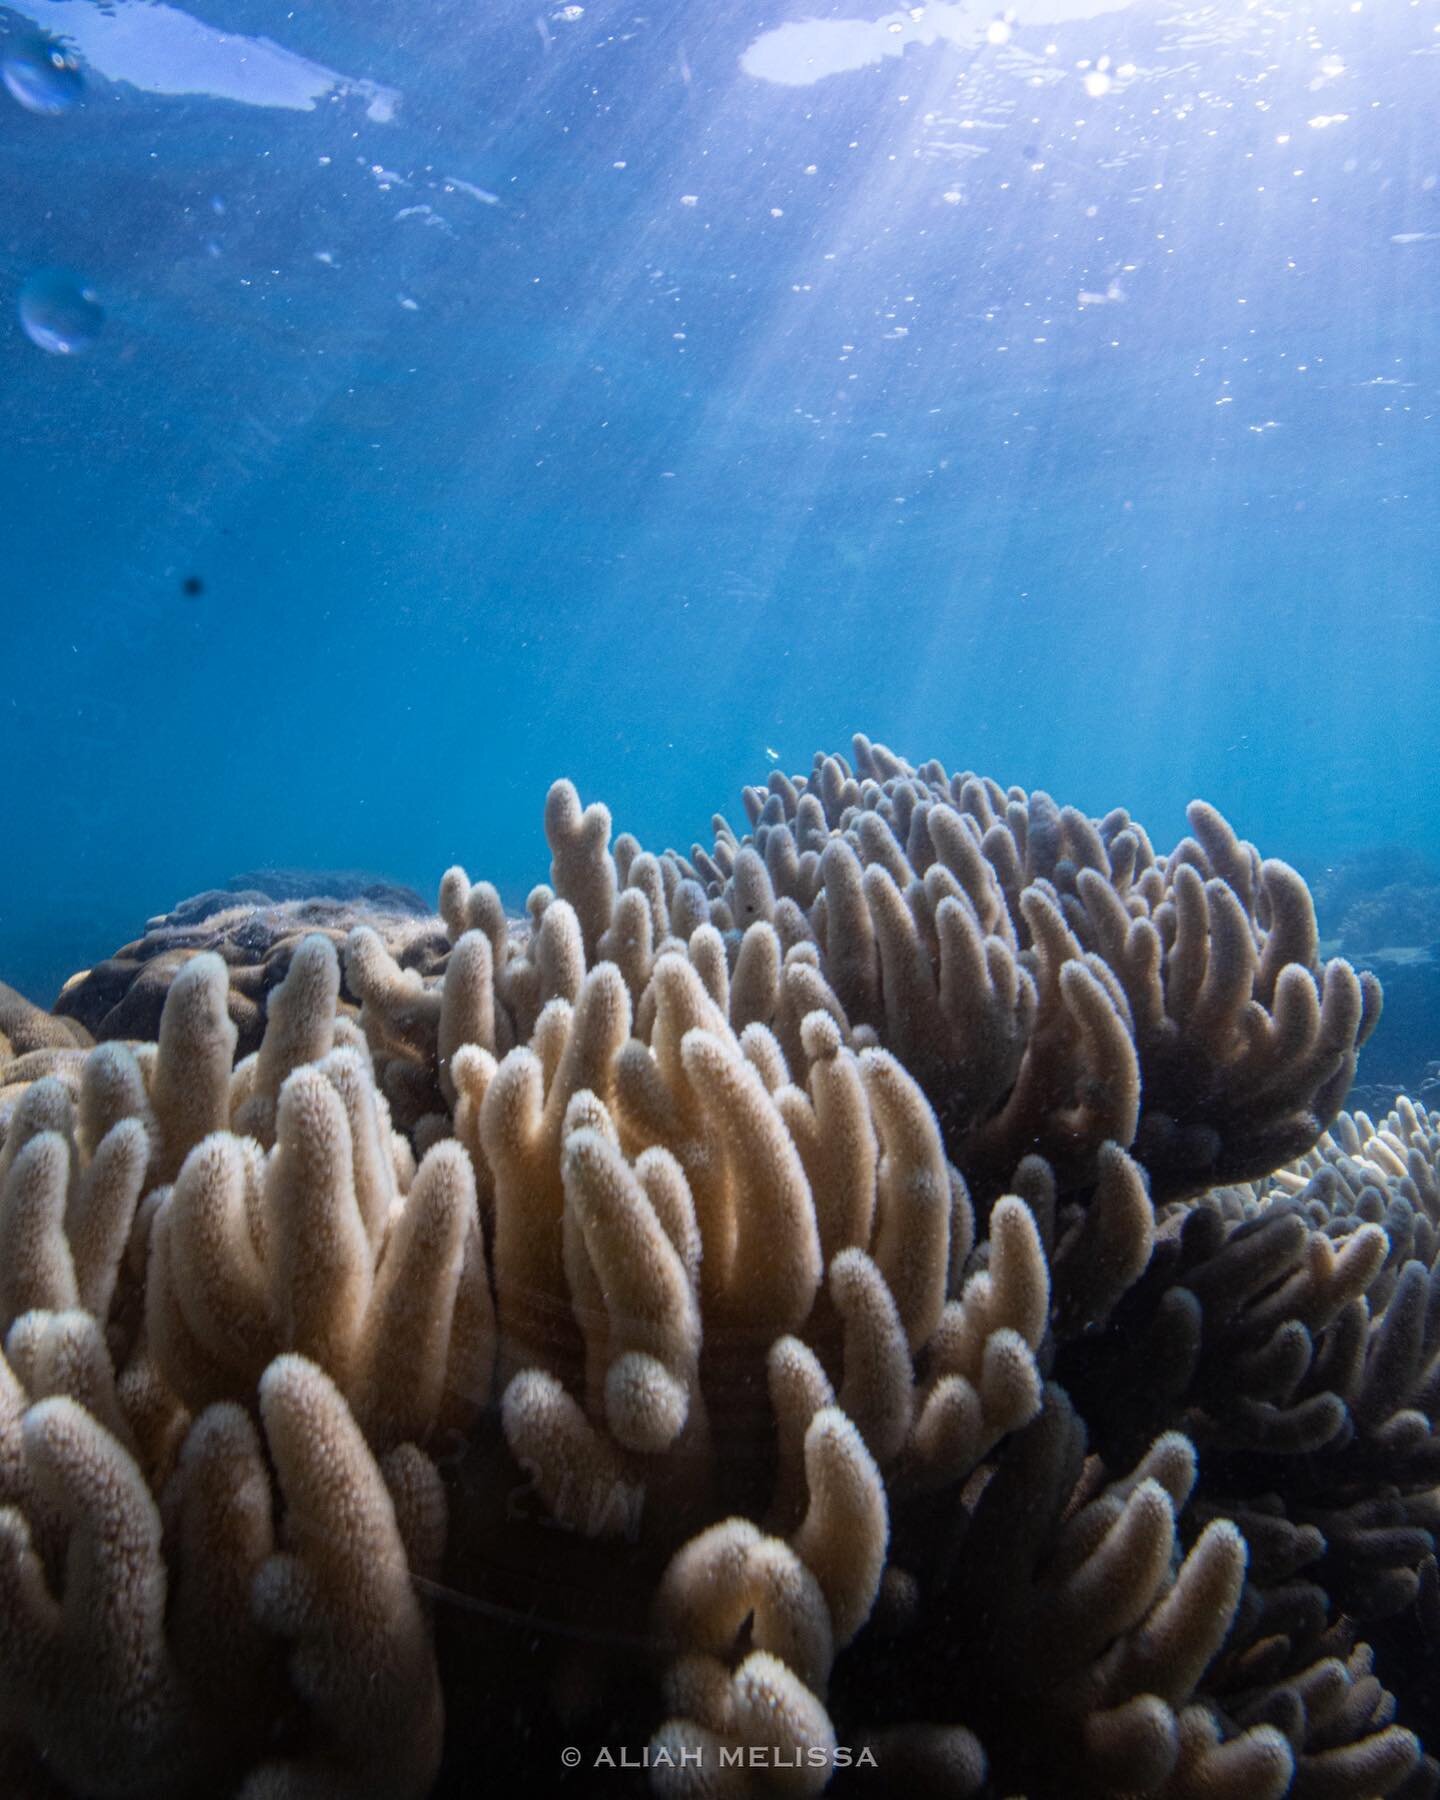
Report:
1,0,1437,1006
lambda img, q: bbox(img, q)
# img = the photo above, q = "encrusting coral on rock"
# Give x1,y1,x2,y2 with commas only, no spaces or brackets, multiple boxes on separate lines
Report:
0,736,1434,1799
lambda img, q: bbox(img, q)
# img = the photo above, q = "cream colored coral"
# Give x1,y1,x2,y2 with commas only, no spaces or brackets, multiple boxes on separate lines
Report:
0,1329,445,1799
686,739,1377,1201
148,1048,489,1454
545,777,618,964
788,1406,887,1648
480,962,632,1380
150,952,238,1182
243,1354,444,1799
649,1404,885,1792
0,1078,148,1344
652,1652,837,1799
0,1394,191,1794
560,1123,701,1455
0,750,1418,1800
232,935,340,1145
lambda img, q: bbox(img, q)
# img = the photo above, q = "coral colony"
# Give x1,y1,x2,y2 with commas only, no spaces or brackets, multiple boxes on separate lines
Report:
0,737,1436,1797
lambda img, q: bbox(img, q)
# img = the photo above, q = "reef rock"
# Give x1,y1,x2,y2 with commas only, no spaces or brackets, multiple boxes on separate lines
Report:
53,884,448,1057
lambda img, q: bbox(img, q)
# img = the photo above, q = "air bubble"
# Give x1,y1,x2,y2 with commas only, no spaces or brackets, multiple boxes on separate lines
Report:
18,269,103,355
2,35,83,116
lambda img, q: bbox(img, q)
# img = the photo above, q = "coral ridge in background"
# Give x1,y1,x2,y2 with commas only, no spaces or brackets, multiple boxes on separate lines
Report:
0,735,1436,1800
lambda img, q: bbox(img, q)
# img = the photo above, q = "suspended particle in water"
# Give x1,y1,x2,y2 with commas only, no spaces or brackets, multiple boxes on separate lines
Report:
182,575,205,597
2,36,83,115
18,269,103,354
